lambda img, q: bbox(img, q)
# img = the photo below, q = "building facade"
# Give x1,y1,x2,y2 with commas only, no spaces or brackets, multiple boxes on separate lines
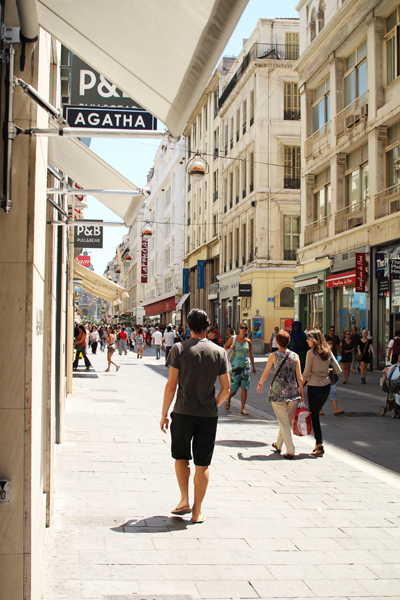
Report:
184,19,301,350
295,0,400,366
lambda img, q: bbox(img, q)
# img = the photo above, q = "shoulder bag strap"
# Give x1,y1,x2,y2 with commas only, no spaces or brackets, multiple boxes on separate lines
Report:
270,352,290,387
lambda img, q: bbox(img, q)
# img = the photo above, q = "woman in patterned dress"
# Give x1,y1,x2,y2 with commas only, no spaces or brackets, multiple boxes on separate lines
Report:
257,330,304,459
224,323,256,415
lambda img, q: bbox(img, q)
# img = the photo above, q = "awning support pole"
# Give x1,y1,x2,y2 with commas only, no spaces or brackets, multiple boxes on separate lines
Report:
46,188,143,196
2,46,16,213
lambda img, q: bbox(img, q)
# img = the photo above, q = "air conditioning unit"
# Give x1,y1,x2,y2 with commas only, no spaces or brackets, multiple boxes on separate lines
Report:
354,104,367,124
389,199,400,213
347,216,363,229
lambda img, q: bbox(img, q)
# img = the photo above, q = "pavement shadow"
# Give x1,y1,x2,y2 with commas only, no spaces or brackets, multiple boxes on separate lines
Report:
72,372,99,378
144,364,169,379
215,440,268,447
111,515,190,533
237,451,312,461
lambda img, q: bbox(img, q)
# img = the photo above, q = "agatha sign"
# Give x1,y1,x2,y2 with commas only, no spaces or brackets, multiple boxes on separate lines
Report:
63,106,157,130
74,224,103,249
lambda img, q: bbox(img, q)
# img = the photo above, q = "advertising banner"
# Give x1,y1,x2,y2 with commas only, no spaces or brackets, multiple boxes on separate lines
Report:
390,257,400,279
141,236,148,283
375,252,388,279
76,255,91,268
183,269,190,294
378,278,389,297
355,253,366,292
197,260,205,290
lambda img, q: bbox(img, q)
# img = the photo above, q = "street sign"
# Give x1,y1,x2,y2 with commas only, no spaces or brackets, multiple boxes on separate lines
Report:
74,224,103,249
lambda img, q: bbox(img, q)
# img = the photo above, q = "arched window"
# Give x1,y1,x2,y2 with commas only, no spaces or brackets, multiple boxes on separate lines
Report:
280,287,294,307
309,8,316,42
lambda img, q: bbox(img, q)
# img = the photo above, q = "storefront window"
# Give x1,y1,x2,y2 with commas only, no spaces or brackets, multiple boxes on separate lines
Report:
310,292,323,329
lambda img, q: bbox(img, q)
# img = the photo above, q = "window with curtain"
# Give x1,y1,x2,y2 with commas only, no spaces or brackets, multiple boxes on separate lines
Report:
313,167,331,221
284,82,300,120
284,146,301,188
344,39,367,107
345,143,369,206
312,75,330,133
284,216,300,260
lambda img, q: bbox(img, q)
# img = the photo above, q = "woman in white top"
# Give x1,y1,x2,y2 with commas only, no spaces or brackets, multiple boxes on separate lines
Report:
270,326,279,352
90,327,100,354
303,329,342,457
105,327,120,372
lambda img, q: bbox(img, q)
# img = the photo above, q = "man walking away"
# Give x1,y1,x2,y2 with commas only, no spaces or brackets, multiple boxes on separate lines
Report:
350,326,361,373
163,325,176,364
152,326,163,360
160,308,230,523
119,327,128,355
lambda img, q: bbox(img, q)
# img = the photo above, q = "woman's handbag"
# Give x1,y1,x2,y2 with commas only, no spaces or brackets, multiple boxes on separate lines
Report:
355,342,368,362
329,370,339,385
292,402,312,436
226,336,236,362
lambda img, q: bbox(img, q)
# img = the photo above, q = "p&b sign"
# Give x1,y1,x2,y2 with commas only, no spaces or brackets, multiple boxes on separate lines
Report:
74,224,103,249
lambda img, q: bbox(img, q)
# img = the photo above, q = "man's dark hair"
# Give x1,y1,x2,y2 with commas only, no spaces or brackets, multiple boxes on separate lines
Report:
395,329,400,337
187,308,209,334
167,326,172,332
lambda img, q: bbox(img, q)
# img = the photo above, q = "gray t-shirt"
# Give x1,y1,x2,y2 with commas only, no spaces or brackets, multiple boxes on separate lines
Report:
167,337,230,417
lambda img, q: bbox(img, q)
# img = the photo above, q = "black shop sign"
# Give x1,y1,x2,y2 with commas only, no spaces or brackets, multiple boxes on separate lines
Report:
64,106,157,131
239,284,252,297
74,224,103,249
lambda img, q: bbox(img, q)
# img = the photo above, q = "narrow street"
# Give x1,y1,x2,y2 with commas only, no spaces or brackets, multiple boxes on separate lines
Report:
42,347,400,600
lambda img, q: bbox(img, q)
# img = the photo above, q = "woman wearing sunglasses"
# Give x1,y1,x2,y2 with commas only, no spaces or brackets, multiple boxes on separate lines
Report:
339,330,355,384
224,323,256,415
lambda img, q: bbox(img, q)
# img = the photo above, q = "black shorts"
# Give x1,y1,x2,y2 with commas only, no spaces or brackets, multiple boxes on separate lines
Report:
170,412,218,467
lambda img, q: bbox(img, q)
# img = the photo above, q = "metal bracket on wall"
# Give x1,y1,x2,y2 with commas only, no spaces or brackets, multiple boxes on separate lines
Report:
1,24,20,44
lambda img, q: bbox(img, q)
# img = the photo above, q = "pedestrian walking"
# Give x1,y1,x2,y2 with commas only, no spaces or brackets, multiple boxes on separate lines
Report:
324,326,341,358
351,326,361,373
163,325,176,364
151,326,163,359
160,308,231,523
135,328,145,359
270,326,279,352
100,326,107,351
73,325,92,371
320,339,344,416
105,327,120,372
289,321,309,371
257,330,304,459
388,329,400,364
303,329,342,457
224,322,256,415
89,326,99,354
357,330,375,384
339,330,355,383
119,327,128,355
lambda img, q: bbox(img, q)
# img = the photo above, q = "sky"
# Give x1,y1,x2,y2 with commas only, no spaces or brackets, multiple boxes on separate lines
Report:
84,0,298,275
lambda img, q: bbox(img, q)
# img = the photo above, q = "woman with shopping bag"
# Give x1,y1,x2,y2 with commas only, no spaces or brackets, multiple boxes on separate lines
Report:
257,330,305,459
303,329,342,457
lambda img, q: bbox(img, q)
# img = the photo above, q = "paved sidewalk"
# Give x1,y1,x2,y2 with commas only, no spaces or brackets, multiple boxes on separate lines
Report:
42,347,400,600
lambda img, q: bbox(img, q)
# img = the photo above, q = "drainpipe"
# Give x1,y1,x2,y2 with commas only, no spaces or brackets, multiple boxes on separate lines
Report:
2,46,15,213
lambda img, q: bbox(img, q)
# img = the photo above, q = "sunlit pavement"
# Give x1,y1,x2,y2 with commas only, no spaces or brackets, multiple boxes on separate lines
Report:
42,346,400,600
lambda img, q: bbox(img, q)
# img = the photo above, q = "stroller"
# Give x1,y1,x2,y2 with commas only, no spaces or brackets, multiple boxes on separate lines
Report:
380,363,400,418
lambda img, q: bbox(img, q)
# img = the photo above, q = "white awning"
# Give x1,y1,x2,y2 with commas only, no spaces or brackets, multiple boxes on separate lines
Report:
74,262,129,304
294,277,319,289
175,293,190,310
48,137,143,226
37,0,249,137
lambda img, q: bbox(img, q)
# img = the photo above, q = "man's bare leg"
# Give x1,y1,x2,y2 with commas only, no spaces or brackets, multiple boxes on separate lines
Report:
174,459,190,509
192,465,209,522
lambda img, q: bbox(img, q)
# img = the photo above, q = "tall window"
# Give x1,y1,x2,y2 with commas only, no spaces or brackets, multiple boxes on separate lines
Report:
386,121,400,188
250,152,254,192
242,157,247,198
224,235,227,269
235,228,239,266
284,147,301,188
187,200,191,225
204,102,208,131
242,99,247,134
198,113,202,140
229,172,233,208
344,40,367,107
229,232,233,268
187,236,191,253
224,124,228,156
313,75,330,133
230,117,234,149
187,134,191,158
385,7,400,84
242,222,247,263
345,143,369,206
285,31,299,59
280,287,294,307
192,123,197,149
236,108,240,142
235,166,240,203
284,82,300,120
213,170,218,202
250,90,255,126
249,219,254,259
313,167,331,221
213,89,218,118
284,216,300,260
213,213,218,237
213,128,219,158
223,178,227,212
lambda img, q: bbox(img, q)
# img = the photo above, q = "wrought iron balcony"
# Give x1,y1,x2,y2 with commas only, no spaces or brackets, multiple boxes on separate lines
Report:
284,178,300,189
335,199,367,234
374,184,400,219
284,249,297,261
284,109,301,121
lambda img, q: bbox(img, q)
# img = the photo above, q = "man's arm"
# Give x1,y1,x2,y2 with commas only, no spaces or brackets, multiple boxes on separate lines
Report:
160,366,179,433
216,372,230,407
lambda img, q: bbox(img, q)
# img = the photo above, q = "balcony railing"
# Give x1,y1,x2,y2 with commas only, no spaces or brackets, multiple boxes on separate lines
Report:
213,191,218,202
375,184,400,219
305,122,330,161
304,216,330,246
335,199,367,234
284,249,297,261
284,109,301,121
335,91,368,139
218,43,300,108
284,178,300,189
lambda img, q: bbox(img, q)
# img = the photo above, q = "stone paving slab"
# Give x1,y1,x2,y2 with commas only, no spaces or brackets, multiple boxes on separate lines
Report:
42,348,400,600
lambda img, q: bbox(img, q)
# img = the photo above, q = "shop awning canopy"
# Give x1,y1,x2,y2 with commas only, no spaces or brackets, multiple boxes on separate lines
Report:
37,0,248,137
175,293,190,310
326,270,356,289
48,137,144,226
74,262,129,305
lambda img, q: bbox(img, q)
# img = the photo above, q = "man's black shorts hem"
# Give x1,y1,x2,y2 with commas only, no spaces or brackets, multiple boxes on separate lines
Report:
170,412,218,467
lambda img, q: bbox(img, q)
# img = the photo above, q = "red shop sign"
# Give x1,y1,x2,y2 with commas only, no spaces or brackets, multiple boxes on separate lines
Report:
326,270,356,289
355,253,366,292
145,296,179,316
141,236,148,283
76,255,91,268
